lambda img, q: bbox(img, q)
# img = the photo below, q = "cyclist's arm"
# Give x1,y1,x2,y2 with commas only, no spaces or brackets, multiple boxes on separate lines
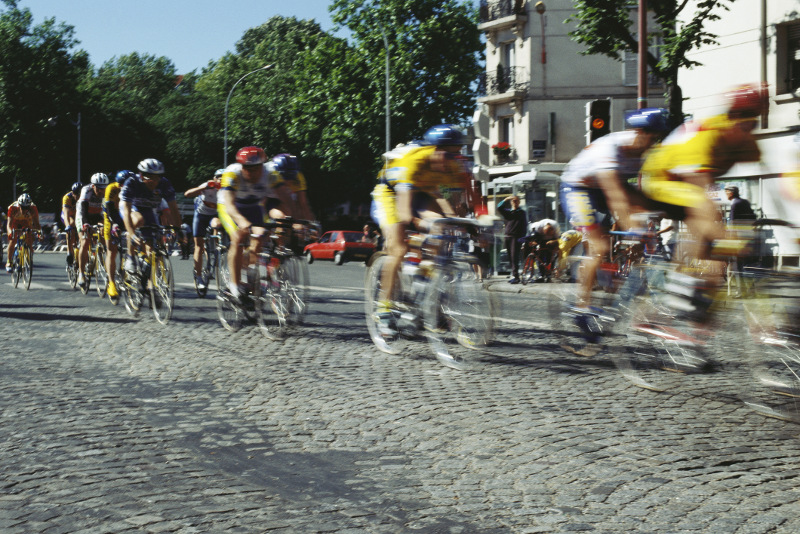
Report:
120,200,136,236
167,200,181,228
184,184,209,199
293,190,316,222
596,170,632,230
219,189,252,230
272,183,295,218
31,206,41,230
77,197,89,228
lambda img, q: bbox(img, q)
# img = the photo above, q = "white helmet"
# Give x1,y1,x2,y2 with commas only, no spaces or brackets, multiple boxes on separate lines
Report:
137,158,165,175
17,193,32,207
90,173,110,187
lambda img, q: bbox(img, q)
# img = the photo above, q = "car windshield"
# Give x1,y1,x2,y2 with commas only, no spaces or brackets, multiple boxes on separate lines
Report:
342,232,362,243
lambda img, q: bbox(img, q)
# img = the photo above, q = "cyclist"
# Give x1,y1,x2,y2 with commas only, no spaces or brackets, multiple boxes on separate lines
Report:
370,124,466,333
218,146,290,302
103,170,135,301
184,168,224,291
6,194,41,273
76,173,109,288
560,107,669,316
61,181,83,267
268,153,316,221
640,84,767,274
120,159,181,270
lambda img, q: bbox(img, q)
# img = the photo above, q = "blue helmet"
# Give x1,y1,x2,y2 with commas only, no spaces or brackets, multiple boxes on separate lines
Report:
71,181,83,195
423,124,464,146
626,108,669,133
214,168,225,177
272,153,300,174
115,170,135,184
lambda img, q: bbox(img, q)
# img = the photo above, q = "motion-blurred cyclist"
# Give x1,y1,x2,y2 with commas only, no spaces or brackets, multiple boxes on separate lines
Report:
6,194,41,272
76,173,109,288
184,168,224,291
61,181,83,267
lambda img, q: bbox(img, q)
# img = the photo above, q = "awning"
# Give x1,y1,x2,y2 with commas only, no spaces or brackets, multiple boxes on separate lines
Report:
487,170,560,188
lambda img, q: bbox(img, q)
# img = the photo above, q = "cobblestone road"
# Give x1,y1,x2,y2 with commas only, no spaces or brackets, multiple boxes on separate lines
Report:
1,253,799,533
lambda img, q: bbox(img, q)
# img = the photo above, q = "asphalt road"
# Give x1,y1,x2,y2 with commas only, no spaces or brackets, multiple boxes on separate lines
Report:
1,251,799,533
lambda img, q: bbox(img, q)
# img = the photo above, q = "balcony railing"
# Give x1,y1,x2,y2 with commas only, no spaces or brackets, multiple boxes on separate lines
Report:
477,66,529,97
479,0,525,24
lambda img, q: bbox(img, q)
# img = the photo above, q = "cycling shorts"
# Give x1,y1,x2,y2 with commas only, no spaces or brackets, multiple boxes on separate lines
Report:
371,184,436,228
218,203,266,237
560,184,613,232
193,210,216,238
77,214,103,233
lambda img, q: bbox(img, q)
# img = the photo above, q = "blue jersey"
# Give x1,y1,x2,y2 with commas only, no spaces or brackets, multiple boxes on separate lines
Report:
120,176,176,215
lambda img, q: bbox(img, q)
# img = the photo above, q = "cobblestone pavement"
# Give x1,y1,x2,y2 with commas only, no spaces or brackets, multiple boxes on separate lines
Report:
1,254,799,533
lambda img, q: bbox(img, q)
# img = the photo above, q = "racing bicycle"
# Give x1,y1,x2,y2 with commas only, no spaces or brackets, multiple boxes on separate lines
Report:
9,228,36,290
118,225,176,325
364,217,496,370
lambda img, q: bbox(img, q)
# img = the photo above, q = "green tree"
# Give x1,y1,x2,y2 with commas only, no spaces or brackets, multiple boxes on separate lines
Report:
0,0,90,210
567,0,737,124
330,0,483,141
82,53,180,184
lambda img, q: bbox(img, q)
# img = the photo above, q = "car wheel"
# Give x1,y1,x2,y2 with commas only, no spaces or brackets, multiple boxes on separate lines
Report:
305,250,314,264
334,251,344,265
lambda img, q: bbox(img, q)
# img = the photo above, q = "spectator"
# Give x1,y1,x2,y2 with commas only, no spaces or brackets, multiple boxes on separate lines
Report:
657,218,678,260
496,195,527,284
725,185,756,223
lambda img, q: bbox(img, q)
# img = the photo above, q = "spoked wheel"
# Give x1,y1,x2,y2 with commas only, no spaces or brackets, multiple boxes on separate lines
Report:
80,254,94,295
21,247,33,290
364,254,412,355
11,255,20,288
255,257,290,340
121,264,144,316
216,288,243,332
66,254,78,289
195,248,209,298
739,279,800,423
150,254,175,325
520,254,537,285
283,255,309,326
611,278,710,392
95,245,108,298
424,260,495,371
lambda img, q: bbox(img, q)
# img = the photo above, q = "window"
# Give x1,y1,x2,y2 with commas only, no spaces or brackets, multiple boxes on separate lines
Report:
500,116,514,146
623,35,663,87
501,41,516,69
778,21,800,95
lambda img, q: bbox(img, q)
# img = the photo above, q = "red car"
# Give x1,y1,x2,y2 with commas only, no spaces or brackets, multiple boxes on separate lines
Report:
304,230,376,265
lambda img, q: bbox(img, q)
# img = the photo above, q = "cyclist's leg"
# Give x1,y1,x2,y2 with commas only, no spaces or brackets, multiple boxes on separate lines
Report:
104,220,119,297
6,230,16,271
77,224,92,283
192,211,210,279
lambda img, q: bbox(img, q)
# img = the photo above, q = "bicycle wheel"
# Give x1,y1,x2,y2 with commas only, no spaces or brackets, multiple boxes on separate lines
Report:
121,260,143,316
22,245,33,290
11,253,20,288
216,248,231,294
284,254,309,326
520,254,537,285
95,245,108,298
195,247,209,298
364,254,412,355
150,253,174,325
255,256,289,340
216,286,243,332
66,252,78,289
739,272,800,423
80,252,94,295
424,259,495,370
610,264,710,391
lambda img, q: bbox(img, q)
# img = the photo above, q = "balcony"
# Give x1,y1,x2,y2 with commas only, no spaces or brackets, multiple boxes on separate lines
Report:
477,66,530,105
478,0,528,33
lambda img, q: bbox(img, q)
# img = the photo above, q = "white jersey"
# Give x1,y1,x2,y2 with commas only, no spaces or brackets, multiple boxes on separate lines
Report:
218,163,278,208
560,130,644,188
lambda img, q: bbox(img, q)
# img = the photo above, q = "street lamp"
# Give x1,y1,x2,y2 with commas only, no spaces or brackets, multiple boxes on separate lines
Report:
223,64,273,167
379,26,391,153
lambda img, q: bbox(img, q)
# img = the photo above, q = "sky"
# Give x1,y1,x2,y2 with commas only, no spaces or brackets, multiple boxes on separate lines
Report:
18,0,344,74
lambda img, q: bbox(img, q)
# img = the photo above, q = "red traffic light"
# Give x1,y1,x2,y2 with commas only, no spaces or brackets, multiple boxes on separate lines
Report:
591,118,606,130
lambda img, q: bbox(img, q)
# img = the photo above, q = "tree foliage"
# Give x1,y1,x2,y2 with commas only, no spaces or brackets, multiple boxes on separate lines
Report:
567,0,736,122
0,0,483,219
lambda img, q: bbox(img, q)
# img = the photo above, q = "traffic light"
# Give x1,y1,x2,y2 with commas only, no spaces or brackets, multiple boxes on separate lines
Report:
586,99,611,143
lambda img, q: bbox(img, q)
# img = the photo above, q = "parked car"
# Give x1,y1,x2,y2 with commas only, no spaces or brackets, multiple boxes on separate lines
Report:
304,230,376,265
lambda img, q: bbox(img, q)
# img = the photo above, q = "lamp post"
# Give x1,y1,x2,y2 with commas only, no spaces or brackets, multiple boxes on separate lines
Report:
379,26,391,153
223,64,273,167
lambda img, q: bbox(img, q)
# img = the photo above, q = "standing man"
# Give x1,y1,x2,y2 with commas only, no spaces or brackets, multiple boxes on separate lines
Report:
725,185,756,223
496,195,527,284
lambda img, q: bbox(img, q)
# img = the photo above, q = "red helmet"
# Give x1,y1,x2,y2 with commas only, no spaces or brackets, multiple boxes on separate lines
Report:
726,83,769,119
236,146,267,165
